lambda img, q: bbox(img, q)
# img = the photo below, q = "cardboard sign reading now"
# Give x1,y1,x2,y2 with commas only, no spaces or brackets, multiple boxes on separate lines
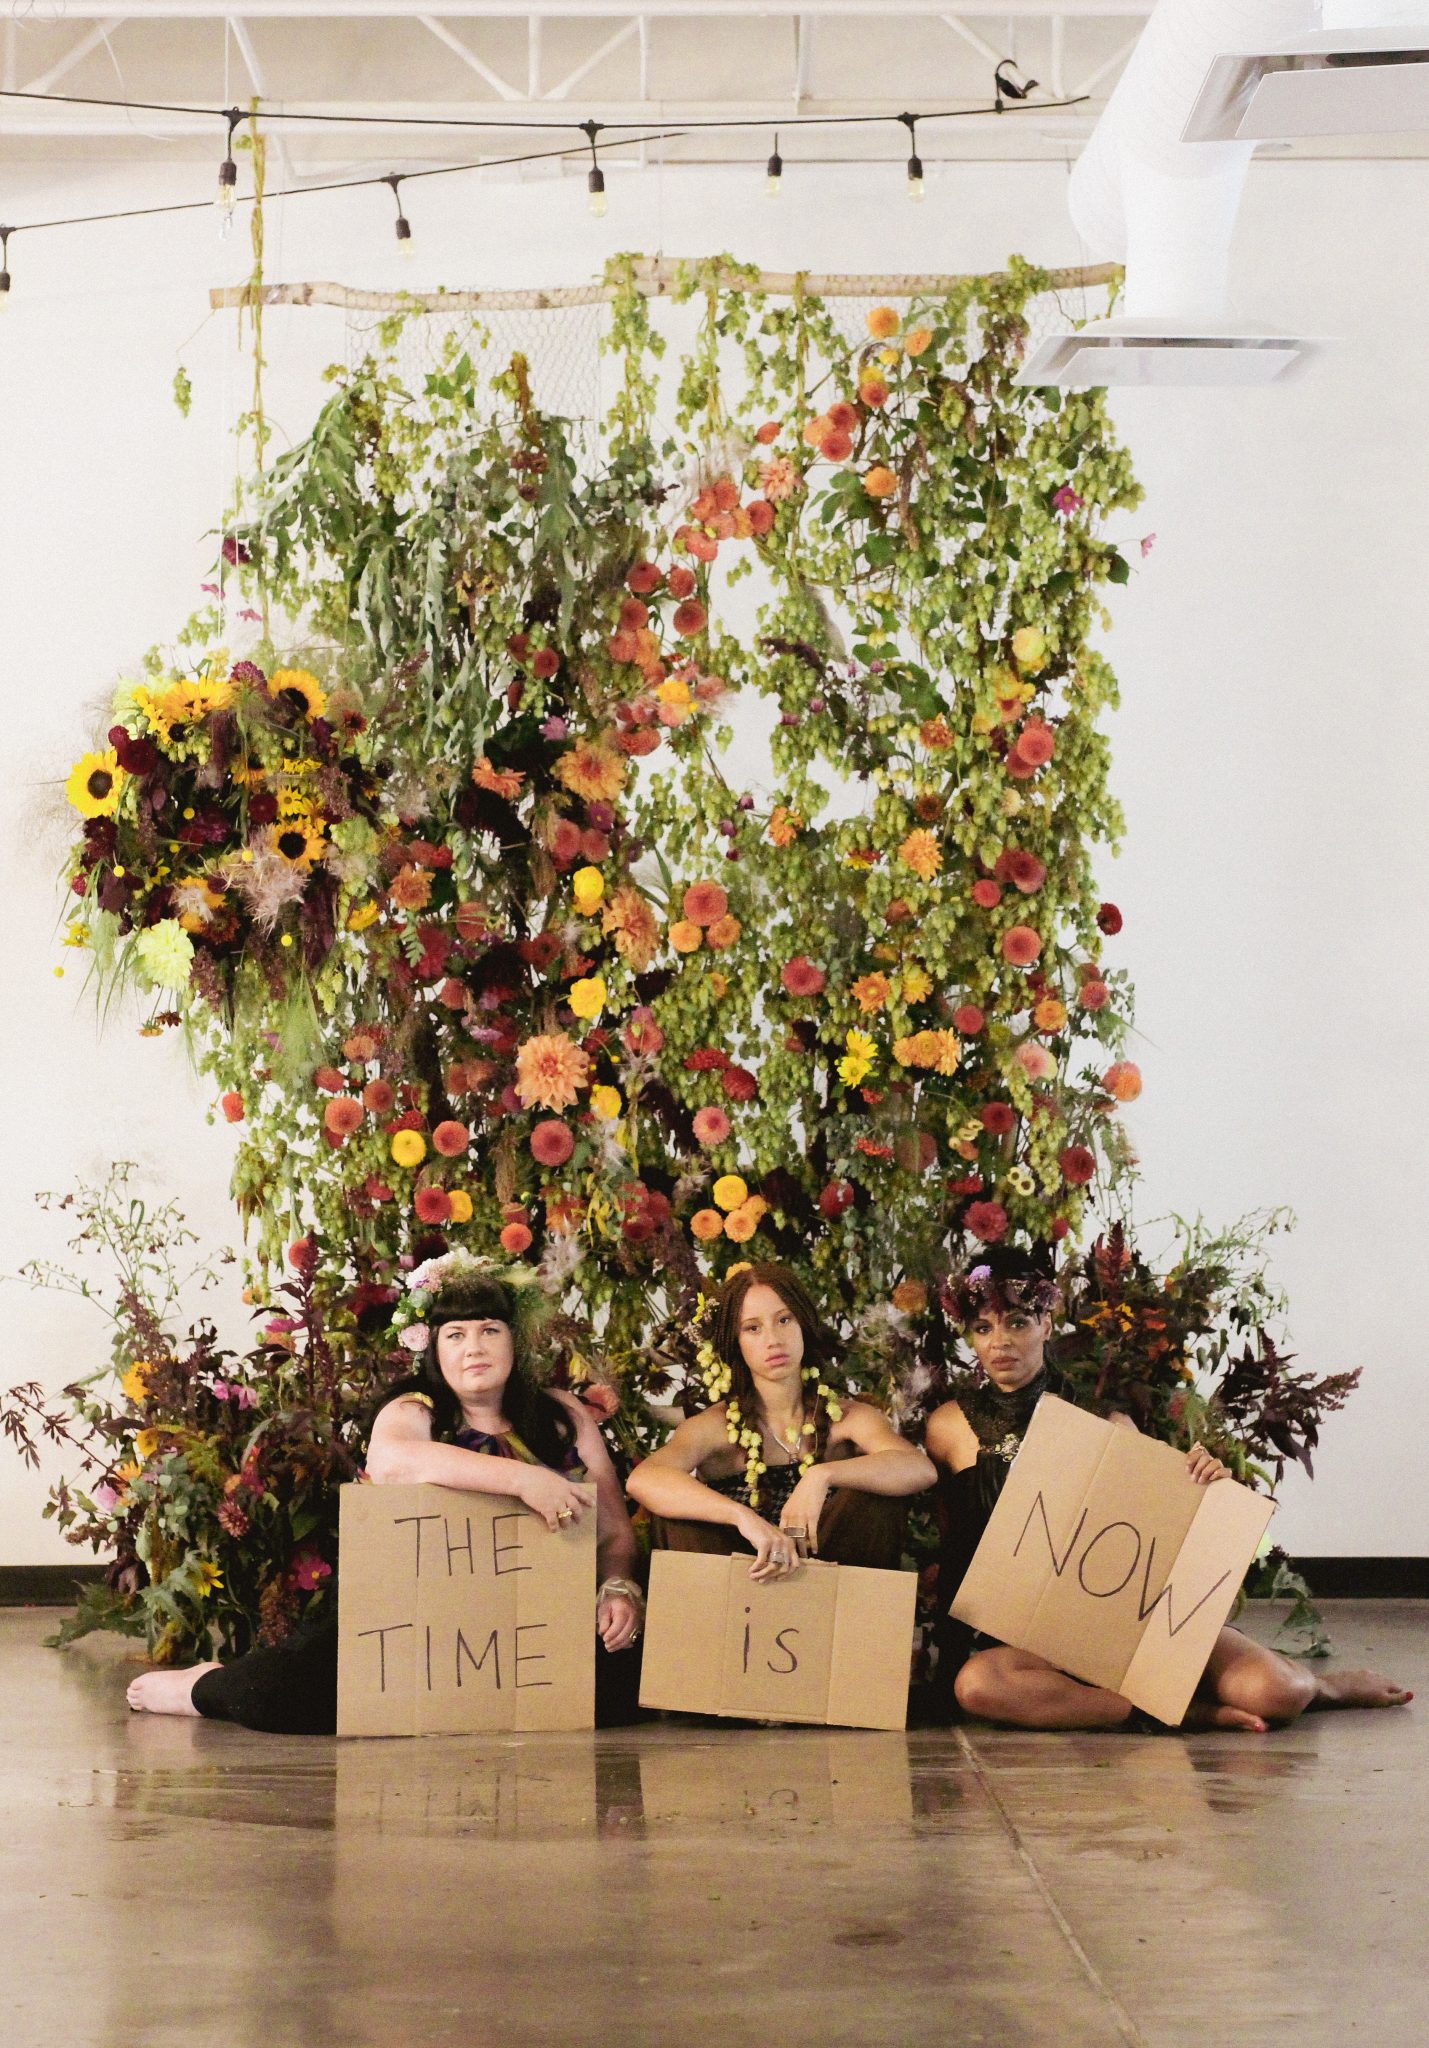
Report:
336,1483,595,1737
950,1395,1275,1724
639,1551,916,1730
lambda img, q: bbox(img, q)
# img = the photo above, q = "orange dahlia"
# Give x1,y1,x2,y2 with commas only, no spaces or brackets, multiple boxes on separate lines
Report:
898,829,942,881
554,740,626,804
514,1032,589,1112
602,884,661,972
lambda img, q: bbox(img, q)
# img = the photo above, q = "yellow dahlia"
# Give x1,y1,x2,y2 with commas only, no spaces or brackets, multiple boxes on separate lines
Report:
568,976,606,1021
712,1174,749,1213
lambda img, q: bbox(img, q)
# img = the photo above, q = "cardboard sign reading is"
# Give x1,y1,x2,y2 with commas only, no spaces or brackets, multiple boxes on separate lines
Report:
950,1396,1275,1725
336,1482,595,1737
638,1551,916,1731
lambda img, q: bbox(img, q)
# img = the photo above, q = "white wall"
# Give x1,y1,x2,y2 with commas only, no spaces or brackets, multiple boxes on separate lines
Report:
2,151,1424,1561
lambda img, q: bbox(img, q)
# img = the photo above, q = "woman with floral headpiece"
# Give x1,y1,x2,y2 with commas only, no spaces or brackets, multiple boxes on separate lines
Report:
628,1263,935,1579
921,1245,1410,1730
126,1255,645,1731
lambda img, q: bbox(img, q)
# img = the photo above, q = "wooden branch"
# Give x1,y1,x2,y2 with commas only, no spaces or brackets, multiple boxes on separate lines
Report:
208,257,1121,314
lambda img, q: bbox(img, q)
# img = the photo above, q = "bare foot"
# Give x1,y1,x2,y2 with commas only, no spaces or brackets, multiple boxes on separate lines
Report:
126,1664,219,1718
1312,1667,1413,1712
1181,1700,1268,1734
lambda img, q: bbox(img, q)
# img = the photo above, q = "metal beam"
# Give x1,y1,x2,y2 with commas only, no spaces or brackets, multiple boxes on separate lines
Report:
21,18,126,95
17,3,1156,21
1071,27,1140,98
543,18,638,101
528,16,542,97
419,16,521,99
794,14,813,109
228,16,299,181
940,14,1002,70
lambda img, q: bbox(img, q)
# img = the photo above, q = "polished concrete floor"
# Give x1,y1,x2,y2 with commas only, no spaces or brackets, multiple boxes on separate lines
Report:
2,1604,1424,2048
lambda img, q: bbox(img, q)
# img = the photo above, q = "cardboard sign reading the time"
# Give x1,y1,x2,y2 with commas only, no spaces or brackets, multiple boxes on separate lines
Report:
336,1482,595,1737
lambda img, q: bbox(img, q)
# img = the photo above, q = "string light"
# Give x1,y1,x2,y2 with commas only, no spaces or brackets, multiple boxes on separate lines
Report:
899,112,925,204
765,133,783,200
0,227,10,312
583,120,607,218
217,106,242,235
0,86,1088,260
383,173,414,260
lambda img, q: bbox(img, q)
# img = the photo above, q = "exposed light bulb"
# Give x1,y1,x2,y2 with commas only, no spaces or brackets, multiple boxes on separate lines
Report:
587,166,607,218
395,215,414,261
0,272,10,314
765,140,783,199
907,154,926,202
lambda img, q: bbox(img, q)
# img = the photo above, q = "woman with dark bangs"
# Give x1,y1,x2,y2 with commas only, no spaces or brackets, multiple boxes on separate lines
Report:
126,1261,645,1731
628,1262,935,1577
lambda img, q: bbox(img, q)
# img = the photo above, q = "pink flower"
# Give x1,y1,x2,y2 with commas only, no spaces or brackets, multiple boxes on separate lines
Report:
1059,1145,1096,1186
1006,850,1047,895
1140,533,1157,558
780,956,826,997
92,1483,119,1514
971,879,1002,909
540,715,569,741
530,1118,575,1166
1015,1042,1057,1081
693,1105,732,1146
953,1005,985,1035
964,1200,1009,1244
289,1551,333,1592
399,1323,431,1353
1053,485,1084,516
581,1382,621,1421
1001,925,1042,967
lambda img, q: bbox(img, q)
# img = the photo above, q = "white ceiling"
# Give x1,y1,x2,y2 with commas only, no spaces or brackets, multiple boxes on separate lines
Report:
2,4,1423,177
1,4,1148,172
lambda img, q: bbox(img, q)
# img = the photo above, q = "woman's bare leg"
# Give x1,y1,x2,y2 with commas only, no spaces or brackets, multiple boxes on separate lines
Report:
1188,1626,1412,1732
126,1665,220,1717
955,1646,1135,1730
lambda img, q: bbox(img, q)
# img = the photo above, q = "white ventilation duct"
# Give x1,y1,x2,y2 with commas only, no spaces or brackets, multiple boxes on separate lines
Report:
1022,0,1429,385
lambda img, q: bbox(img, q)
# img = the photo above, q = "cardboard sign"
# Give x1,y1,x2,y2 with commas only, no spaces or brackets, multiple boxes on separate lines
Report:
638,1551,916,1731
336,1482,595,1737
950,1395,1275,1724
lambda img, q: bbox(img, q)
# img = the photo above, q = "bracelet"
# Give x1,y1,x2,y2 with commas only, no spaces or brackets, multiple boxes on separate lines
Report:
598,1576,646,1613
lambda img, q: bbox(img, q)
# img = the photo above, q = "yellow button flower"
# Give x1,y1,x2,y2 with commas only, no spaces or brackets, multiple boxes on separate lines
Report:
390,1129,427,1169
447,1189,473,1223
571,866,606,916
568,976,606,1020
1011,626,1048,673
590,1085,622,1120
712,1174,749,1212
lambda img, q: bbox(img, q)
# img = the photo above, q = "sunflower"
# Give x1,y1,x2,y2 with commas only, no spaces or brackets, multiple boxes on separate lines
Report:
267,668,328,722
261,820,325,871
64,750,127,819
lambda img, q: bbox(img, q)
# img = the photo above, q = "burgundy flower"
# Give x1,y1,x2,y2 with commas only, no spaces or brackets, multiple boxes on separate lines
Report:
964,1200,1009,1243
980,1103,1015,1135
1096,902,1123,936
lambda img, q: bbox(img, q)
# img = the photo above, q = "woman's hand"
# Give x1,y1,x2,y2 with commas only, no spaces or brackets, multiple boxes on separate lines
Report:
778,1467,831,1553
734,1507,803,1582
597,1591,642,1652
519,1467,598,1533
1186,1444,1228,1486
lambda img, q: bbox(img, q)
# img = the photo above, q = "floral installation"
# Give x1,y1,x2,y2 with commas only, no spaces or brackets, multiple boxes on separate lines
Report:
27,252,1353,1651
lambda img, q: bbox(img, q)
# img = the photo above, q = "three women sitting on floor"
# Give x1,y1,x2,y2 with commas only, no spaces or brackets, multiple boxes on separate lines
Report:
128,1249,1408,1733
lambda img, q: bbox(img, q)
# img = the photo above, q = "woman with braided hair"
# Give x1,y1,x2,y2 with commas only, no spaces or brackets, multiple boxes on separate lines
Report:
628,1262,935,1577
126,1258,645,1731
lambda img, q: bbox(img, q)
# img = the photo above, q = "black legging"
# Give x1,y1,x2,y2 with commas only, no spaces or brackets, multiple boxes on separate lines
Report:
192,1612,644,1734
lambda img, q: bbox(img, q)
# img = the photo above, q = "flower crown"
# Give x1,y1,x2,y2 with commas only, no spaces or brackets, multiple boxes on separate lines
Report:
391,1251,553,1376
948,1260,1060,1326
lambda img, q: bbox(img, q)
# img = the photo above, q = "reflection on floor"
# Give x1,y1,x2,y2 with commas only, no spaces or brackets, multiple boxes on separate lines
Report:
3,1604,1423,2047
